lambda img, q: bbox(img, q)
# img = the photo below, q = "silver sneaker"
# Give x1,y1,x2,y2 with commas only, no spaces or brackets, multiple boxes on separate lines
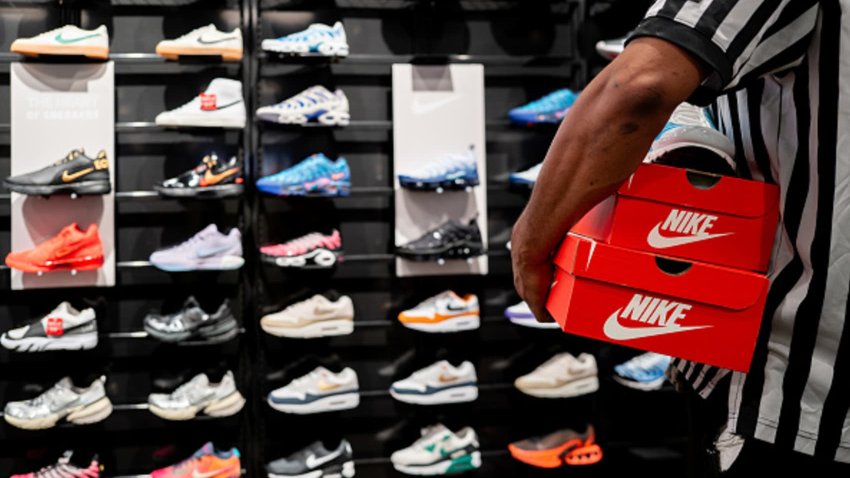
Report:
148,371,245,421
4,376,113,430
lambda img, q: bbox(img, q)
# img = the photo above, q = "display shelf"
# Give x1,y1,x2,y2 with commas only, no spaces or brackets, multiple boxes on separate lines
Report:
107,328,246,340
0,53,241,74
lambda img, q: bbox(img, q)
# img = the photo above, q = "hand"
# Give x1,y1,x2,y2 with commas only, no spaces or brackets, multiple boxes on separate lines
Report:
511,214,556,324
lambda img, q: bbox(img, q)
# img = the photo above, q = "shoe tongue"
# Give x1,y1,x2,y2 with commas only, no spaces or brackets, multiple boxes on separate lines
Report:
55,377,74,390
195,442,215,457
184,296,201,309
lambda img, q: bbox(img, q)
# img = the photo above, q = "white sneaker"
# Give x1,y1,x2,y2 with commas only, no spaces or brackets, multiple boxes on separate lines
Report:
156,24,242,61
391,424,482,475
1,302,98,352
514,352,599,398
398,291,480,333
11,25,109,60
4,376,113,430
261,293,354,338
148,371,245,421
256,85,350,126
390,360,477,405
267,366,359,414
262,21,349,57
155,78,246,129
504,301,560,329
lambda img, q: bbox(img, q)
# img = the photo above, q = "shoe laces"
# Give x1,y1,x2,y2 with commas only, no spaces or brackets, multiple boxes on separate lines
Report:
284,295,322,315
668,103,709,128
51,149,84,166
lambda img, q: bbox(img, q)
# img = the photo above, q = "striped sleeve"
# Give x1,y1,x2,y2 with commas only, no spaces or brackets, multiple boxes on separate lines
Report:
630,0,819,104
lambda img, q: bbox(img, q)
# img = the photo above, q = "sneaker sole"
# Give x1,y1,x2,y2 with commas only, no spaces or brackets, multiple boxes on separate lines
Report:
0,333,98,352
4,180,111,196
396,242,485,262
156,45,242,61
11,43,109,60
154,183,243,198
261,318,354,339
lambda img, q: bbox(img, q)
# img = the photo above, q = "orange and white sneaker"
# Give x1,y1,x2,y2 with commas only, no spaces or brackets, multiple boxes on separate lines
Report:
11,25,109,60
151,443,240,478
508,426,603,468
156,24,243,62
5,223,104,273
398,291,479,333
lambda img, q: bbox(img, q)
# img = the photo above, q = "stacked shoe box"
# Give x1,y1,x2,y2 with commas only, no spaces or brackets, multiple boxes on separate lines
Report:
546,163,780,372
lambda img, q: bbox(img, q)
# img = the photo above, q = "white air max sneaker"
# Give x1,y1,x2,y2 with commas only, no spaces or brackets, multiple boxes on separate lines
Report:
391,424,482,475
155,78,246,129
398,291,480,333
4,376,113,430
156,24,243,61
256,86,350,126
11,25,109,60
390,360,478,405
514,353,599,398
1,302,98,352
262,22,349,57
267,366,359,414
148,371,245,421
261,293,354,339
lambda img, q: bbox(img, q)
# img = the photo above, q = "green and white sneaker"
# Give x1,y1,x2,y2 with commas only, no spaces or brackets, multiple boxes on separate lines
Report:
391,424,481,475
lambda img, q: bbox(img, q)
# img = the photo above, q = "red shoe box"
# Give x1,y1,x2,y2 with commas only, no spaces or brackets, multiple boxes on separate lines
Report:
546,234,768,372
572,163,780,272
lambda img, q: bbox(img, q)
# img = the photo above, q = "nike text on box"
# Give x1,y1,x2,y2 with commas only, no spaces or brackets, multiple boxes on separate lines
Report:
546,234,769,372
572,163,779,272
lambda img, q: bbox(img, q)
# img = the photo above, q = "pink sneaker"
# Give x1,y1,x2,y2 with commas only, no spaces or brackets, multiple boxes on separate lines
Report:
260,230,341,268
12,452,100,478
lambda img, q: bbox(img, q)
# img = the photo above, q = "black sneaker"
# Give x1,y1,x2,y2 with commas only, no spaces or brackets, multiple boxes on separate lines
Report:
155,153,244,198
266,440,354,478
396,219,485,261
144,297,238,344
4,149,111,196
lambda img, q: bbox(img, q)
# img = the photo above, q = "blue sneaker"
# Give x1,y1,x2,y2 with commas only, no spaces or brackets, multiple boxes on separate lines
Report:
257,153,351,196
256,85,350,126
508,89,578,125
613,352,671,391
398,147,479,191
647,102,736,175
261,22,349,57
508,163,543,188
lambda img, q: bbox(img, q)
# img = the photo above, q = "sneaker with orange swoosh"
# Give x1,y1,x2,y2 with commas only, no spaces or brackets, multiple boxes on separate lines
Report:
151,443,241,478
4,148,111,196
155,153,244,198
398,291,480,333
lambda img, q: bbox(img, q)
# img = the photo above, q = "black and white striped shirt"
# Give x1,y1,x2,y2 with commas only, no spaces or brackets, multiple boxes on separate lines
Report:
631,0,850,463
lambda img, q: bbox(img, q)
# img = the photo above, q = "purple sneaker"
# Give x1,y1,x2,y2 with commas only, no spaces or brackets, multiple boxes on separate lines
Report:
150,224,244,272
505,301,560,329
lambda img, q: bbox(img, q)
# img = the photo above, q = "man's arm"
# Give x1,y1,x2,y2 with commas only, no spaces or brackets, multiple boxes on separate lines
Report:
511,37,708,323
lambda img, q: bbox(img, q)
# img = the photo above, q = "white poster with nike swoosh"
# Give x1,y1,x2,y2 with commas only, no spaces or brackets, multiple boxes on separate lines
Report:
392,64,488,277
10,62,115,289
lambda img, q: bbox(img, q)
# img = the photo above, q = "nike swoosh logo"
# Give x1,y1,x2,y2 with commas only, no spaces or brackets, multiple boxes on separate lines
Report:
55,33,100,44
305,450,341,469
192,465,236,478
197,36,238,45
445,304,469,312
62,168,94,183
212,100,242,110
438,374,458,383
317,381,342,392
412,95,462,115
603,308,711,341
645,224,733,249
200,168,238,186
195,245,231,258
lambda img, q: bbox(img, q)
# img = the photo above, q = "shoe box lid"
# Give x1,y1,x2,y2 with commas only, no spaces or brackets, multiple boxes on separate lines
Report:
547,234,769,372
571,163,780,272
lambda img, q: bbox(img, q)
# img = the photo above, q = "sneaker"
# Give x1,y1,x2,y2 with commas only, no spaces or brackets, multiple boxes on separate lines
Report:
595,34,627,60
508,163,541,189
398,291,479,333
256,86,350,126
391,424,481,475
144,296,238,344
5,223,104,273
262,22,349,57
10,451,101,478
508,426,602,468
398,147,479,191
149,371,245,421
260,230,342,268
155,153,244,198
1,302,98,352
261,292,354,338
514,353,599,398
396,219,484,262
155,78,246,129
504,301,560,329
4,148,111,196
508,89,577,125
390,360,477,405
613,352,671,391
151,442,241,478
4,376,113,430
647,102,736,175
11,25,109,60
150,224,244,272
256,153,350,197
156,24,242,61
267,366,359,414
266,440,355,478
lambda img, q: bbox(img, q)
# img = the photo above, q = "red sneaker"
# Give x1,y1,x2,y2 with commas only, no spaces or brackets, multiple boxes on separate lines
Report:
5,223,104,273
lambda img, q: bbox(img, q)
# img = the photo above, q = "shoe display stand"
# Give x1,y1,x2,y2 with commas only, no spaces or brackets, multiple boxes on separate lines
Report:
0,0,692,477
